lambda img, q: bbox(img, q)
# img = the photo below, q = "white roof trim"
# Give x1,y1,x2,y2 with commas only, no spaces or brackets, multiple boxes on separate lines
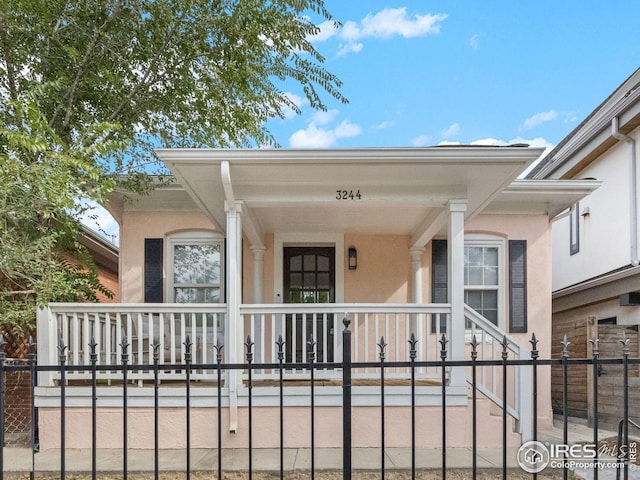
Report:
156,146,544,165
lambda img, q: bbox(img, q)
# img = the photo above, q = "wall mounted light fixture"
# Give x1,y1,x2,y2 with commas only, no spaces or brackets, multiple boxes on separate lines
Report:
348,246,357,270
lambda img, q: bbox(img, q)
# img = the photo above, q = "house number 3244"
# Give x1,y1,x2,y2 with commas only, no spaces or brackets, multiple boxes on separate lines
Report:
336,189,362,200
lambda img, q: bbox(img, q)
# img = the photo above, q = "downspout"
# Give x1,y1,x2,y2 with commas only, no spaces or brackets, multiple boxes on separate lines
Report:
221,160,239,432
612,117,639,266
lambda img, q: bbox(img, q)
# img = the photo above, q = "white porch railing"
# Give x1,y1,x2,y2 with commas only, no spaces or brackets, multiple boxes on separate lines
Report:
37,302,530,438
241,303,452,381
38,303,452,384
464,305,532,439
37,303,226,385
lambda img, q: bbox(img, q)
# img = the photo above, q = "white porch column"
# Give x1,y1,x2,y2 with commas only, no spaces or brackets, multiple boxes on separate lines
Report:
409,247,425,303
251,245,266,303
250,245,266,362
448,200,467,386
225,200,243,432
410,247,425,341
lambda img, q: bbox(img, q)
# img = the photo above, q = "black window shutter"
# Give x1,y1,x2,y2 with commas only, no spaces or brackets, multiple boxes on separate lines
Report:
508,240,527,333
431,239,448,333
144,238,164,303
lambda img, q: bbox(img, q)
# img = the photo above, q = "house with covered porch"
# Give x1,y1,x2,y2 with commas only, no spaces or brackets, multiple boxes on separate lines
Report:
36,146,598,451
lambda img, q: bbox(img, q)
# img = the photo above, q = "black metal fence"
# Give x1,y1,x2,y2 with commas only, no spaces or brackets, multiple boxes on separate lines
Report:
2,318,640,480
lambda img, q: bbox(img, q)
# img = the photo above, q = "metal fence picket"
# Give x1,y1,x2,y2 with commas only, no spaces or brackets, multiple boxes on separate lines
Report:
4,325,640,480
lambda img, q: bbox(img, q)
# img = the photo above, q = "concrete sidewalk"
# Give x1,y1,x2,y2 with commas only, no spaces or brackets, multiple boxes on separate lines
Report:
0,419,632,474
2,446,523,472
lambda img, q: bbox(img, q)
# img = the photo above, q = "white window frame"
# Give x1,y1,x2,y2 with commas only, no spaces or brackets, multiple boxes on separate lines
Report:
166,231,225,303
464,235,506,329
569,202,580,255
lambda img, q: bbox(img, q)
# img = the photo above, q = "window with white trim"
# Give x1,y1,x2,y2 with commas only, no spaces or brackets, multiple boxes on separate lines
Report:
569,202,580,255
167,232,224,303
464,237,505,327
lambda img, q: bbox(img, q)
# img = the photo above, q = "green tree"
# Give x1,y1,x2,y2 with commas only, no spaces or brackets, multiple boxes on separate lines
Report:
0,0,346,335
0,100,117,335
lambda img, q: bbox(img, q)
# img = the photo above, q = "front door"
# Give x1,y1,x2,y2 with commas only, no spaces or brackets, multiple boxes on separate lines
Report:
283,247,335,363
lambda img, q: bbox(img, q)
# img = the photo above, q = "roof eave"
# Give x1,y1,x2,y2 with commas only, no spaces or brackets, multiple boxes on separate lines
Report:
529,67,640,179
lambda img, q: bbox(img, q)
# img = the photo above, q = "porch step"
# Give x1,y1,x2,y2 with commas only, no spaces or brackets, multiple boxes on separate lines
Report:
465,391,522,443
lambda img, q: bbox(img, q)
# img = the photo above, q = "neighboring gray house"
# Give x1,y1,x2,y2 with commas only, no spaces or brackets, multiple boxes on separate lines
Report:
528,67,640,423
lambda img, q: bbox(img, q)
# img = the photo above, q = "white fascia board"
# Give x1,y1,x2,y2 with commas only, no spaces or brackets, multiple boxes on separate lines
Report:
534,73,640,179
505,179,602,195
155,146,544,166
487,179,602,217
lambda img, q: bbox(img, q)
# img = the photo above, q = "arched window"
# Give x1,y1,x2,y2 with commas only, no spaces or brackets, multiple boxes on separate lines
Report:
167,231,224,303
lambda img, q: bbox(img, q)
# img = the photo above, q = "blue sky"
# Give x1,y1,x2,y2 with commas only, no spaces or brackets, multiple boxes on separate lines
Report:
267,1,640,150
90,1,640,243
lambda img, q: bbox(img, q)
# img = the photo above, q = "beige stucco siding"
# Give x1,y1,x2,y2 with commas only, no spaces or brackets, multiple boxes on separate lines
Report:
466,214,552,351
119,211,218,303
466,213,553,430
343,234,412,303
37,400,522,450
119,211,552,353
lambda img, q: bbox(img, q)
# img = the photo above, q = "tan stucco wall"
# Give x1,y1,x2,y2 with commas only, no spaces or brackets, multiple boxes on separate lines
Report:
119,211,551,343
37,398,522,450
466,213,552,350
466,213,553,429
343,234,412,303
119,211,219,302
116,211,553,430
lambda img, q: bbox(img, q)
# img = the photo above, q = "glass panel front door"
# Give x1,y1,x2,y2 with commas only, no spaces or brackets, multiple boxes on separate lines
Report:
284,247,335,362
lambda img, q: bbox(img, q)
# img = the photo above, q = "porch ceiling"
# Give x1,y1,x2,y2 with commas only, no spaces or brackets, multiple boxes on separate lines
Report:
155,147,544,247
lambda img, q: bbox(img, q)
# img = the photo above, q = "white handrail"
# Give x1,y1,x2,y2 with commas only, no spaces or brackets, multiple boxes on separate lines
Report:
464,304,532,439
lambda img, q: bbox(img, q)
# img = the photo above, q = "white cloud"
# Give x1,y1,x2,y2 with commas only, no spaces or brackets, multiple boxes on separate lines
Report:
337,42,364,57
468,34,479,51
335,119,362,138
289,124,336,148
509,136,555,150
510,136,556,177
565,112,579,123
374,121,395,130
412,134,432,147
280,92,307,119
340,21,362,42
310,7,447,56
289,113,362,148
312,20,340,42
359,8,448,39
441,122,460,139
436,136,555,177
469,137,504,146
520,110,558,131
311,109,340,126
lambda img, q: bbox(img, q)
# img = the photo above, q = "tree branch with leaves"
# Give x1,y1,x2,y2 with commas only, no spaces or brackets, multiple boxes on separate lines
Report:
0,0,346,336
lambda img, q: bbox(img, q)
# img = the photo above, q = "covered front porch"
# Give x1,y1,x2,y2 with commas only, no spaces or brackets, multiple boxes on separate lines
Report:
37,300,529,444
38,302,462,383
35,146,599,446
138,146,547,384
